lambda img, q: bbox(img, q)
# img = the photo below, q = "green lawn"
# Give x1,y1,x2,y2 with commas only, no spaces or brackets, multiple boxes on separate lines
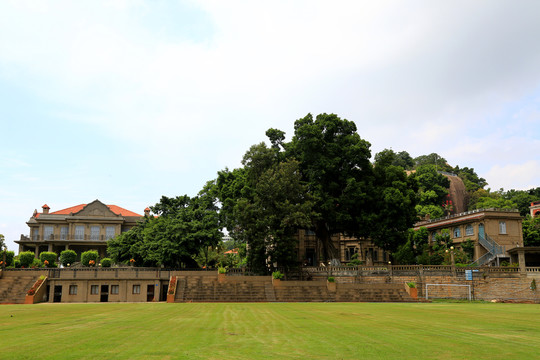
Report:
0,302,539,359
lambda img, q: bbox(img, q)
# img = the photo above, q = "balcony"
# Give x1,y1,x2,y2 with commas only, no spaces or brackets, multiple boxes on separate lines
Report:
19,234,115,243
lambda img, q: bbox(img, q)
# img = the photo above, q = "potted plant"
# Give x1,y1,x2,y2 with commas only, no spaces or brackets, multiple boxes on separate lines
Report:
405,281,418,299
25,275,47,304
327,276,336,292
218,267,227,283
167,276,177,303
272,271,284,286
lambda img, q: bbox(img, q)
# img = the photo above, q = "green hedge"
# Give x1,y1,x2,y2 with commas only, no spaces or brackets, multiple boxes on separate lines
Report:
40,252,58,267
60,250,77,267
19,251,35,268
81,250,99,266
0,250,15,267
100,258,112,267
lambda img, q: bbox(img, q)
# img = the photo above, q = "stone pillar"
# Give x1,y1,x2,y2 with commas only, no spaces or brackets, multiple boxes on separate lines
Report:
48,243,53,252
65,244,69,250
518,249,526,274
34,246,39,259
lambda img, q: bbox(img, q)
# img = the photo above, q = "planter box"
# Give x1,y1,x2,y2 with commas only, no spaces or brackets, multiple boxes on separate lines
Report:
327,281,336,292
25,277,47,304
24,294,36,304
405,283,418,299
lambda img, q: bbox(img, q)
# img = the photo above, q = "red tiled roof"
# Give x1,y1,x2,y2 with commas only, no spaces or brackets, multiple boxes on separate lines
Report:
107,205,142,217
50,204,86,214
41,204,143,217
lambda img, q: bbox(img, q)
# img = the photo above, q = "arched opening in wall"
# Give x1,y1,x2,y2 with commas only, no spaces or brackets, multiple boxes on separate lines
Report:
535,210,540,217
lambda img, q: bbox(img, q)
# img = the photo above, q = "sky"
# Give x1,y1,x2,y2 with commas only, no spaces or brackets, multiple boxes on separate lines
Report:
1,0,540,251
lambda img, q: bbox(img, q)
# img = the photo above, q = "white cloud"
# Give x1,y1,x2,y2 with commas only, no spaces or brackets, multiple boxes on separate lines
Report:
485,161,540,191
1,1,540,251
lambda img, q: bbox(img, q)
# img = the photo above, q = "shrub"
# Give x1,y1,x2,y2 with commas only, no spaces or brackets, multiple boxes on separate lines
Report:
60,250,77,267
407,282,416,288
13,259,21,268
31,258,41,268
0,250,15,267
81,250,99,266
327,276,335,283
218,266,227,274
101,258,112,268
40,252,57,267
272,271,284,280
19,251,35,268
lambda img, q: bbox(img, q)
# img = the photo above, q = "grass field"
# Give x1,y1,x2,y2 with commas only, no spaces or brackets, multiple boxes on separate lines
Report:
0,302,539,360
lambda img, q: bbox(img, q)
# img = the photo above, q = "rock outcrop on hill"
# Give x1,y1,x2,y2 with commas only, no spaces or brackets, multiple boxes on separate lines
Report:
443,174,467,214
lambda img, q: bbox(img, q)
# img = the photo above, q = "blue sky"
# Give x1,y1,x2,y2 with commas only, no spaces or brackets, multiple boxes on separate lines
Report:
1,0,539,251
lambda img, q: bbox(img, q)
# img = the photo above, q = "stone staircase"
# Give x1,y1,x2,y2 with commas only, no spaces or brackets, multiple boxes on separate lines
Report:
273,284,332,302
0,275,38,304
335,284,415,302
173,275,417,303
179,276,268,302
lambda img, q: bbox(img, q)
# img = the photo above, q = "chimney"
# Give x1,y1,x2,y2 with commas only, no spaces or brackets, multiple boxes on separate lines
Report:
42,204,50,214
144,207,150,216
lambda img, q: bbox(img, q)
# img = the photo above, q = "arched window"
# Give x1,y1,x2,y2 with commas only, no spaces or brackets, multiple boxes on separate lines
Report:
465,224,474,236
453,227,461,238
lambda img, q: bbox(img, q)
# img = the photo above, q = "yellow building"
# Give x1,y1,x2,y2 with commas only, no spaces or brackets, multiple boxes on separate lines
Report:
16,200,147,259
413,208,524,265
296,230,390,266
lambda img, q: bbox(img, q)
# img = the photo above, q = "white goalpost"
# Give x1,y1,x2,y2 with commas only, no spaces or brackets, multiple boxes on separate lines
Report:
425,284,472,301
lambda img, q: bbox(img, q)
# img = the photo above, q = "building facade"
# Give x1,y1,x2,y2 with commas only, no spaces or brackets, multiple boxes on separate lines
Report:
16,200,147,259
296,230,390,266
413,208,524,265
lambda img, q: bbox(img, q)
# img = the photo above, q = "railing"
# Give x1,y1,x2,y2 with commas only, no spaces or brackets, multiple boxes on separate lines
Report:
19,234,115,242
416,207,520,225
470,233,505,266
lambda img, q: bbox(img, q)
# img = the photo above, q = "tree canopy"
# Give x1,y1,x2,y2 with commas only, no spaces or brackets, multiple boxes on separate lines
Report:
410,164,450,219
107,183,222,268
217,113,418,268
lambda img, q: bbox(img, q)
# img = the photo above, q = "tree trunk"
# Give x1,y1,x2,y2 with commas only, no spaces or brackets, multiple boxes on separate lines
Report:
315,222,339,264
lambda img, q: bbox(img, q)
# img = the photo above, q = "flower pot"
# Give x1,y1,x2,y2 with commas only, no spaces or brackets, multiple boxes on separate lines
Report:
405,283,418,299
218,273,226,283
327,281,336,292
272,278,281,286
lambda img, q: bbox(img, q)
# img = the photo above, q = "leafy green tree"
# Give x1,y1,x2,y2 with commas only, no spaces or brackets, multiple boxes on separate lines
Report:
412,164,450,219
375,149,415,170
286,113,374,261
248,159,315,271
370,149,418,252
218,143,315,272
395,151,415,170
461,239,475,261
503,189,539,216
108,185,222,268
523,215,540,246
452,166,487,192
414,153,453,172
472,196,516,210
